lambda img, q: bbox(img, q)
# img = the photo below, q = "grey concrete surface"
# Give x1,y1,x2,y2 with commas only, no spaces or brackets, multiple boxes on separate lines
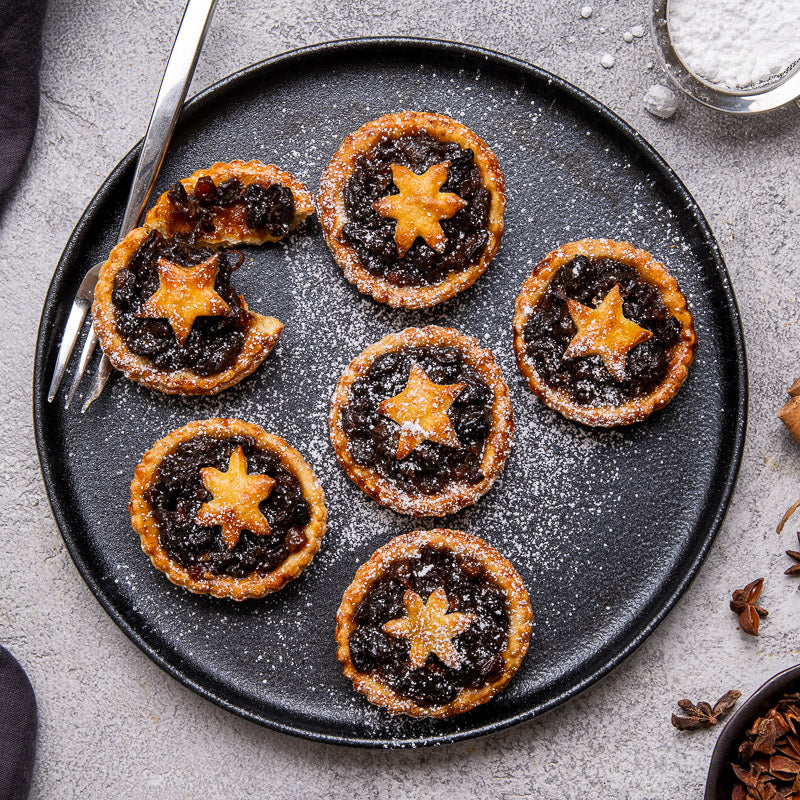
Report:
1,0,799,797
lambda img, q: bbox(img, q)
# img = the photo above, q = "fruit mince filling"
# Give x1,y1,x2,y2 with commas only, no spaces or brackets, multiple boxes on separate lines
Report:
340,345,493,495
348,546,510,707
145,435,311,579
342,132,490,287
111,230,248,375
166,176,296,238
522,255,682,406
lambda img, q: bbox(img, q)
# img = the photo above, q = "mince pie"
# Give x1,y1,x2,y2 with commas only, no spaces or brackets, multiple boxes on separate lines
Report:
512,239,697,426
129,418,327,600
318,111,506,308
92,227,284,395
335,528,532,717
145,159,315,247
329,326,514,516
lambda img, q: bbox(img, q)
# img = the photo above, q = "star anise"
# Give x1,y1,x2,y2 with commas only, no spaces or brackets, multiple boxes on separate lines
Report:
785,533,800,588
671,689,741,730
730,578,768,636
781,702,800,737
778,733,800,761
732,763,765,791
769,754,800,782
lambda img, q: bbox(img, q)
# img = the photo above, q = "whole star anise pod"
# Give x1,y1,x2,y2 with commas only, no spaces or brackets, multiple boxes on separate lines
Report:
730,578,768,636
785,533,800,588
671,689,741,730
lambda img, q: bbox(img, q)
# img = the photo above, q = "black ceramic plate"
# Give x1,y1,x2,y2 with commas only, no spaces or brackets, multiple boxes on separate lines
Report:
33,38,747,747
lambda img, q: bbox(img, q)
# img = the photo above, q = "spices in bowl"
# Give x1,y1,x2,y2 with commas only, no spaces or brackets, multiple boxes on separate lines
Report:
729,692,800,798
705,665,800,799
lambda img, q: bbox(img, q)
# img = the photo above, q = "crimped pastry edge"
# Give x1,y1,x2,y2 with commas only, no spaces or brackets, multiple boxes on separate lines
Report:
318,111,505,309
335,528,532,717
329,325,514,516
129,418,327,600
512,238,697,427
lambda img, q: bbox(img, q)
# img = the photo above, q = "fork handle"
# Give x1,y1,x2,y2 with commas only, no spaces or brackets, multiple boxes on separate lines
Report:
118,0,218,238
83,0,217,412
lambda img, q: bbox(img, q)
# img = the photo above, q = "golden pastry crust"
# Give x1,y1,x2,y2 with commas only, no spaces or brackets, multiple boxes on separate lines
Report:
92,227,284,395
144,159,315,247
318,111,506,309
512,238,697,427
335,529,532,718
129,418,327,600
329,326,514,516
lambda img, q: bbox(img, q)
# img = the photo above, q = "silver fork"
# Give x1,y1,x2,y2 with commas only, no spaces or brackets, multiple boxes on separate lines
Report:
47,0,218,411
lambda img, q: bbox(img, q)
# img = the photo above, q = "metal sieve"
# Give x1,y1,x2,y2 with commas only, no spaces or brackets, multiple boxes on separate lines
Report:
651,0,800,113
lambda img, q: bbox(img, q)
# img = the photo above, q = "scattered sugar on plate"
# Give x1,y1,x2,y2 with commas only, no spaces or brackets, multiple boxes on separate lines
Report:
600,53,615,69
580,5,593,19
668,0,800,90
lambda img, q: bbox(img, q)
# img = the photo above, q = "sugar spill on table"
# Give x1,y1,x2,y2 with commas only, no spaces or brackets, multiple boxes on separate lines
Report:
644,85,680,120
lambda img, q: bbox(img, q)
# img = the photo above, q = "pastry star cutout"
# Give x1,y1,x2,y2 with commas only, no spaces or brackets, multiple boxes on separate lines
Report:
139,254,231,346
563,284,653,381
383,587,476,670
195,446,275,549
373,162,467,256
377,363,466,460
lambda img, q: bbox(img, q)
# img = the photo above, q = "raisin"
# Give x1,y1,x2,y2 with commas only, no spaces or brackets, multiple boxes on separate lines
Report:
216,178,242,206
242,183,295,235
111,268,137,309
193,175,218,205
167,181,191,213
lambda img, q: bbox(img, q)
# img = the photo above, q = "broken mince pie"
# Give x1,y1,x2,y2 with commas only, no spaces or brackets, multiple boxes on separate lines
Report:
145,159,315,247
92,227,283,395
318,111,506,308
329,326,514,516
512,239,697,426
129,418,327,600
335,528,532,717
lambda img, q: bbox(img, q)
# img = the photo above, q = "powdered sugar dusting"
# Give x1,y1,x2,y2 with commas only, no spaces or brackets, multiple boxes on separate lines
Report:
49,50,737,744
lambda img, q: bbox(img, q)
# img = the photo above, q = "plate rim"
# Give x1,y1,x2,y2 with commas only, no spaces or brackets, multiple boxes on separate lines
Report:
32,35,749,748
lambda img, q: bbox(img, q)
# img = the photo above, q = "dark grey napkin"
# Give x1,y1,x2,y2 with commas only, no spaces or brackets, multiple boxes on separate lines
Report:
0,647,36,800
0,0,48,209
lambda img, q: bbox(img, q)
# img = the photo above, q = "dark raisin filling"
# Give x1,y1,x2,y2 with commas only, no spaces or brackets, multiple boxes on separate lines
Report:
349,546,510,707
342,132,491,287
522,255,683,406
145,434,311,579
166,176,296,238
340,345,494,495
111,230,250,376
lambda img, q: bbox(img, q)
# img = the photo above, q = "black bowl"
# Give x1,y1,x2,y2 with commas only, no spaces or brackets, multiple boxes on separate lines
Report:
705,663,800,799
